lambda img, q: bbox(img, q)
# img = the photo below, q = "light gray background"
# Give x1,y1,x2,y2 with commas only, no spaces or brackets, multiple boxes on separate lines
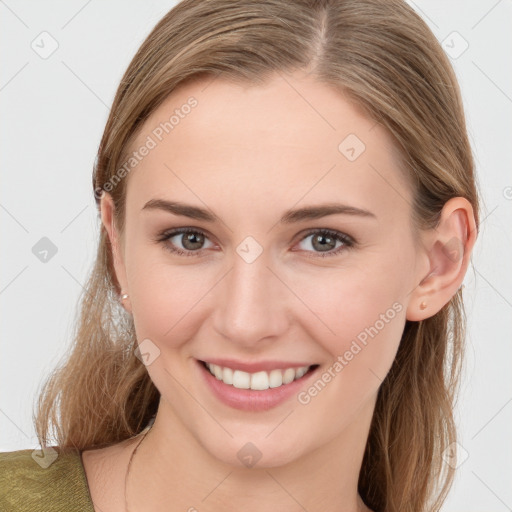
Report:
1,1,511,510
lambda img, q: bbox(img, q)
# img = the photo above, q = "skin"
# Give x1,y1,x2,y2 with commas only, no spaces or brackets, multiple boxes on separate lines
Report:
82,69,477,512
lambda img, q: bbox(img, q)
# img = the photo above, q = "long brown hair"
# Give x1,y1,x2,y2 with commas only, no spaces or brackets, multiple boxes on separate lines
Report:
34,1,481,510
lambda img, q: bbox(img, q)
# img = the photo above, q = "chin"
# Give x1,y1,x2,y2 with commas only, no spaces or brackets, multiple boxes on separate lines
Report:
200,433,308,470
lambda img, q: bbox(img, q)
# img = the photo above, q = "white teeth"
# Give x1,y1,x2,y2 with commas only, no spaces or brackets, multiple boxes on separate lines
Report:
232,369,250,389
268,369,283,388
213,364,223,380
222,366,233,385
295,366,307,379
282,368,296,384
250,371,269,390
205,363,312,390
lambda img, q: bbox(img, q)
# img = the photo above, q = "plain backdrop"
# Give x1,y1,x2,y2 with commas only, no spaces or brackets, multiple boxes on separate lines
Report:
1,1,511,510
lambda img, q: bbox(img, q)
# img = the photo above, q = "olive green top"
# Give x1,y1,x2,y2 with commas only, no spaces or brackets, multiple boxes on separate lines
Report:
0,447,95,511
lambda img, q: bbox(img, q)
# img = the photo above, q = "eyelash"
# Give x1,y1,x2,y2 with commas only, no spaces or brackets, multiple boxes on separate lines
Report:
154,227,356,259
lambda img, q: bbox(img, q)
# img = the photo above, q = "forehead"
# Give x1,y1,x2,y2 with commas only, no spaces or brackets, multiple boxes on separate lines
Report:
125,72,412,225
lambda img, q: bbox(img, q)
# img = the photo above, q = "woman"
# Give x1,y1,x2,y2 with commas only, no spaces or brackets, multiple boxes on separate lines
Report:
0,0,480,511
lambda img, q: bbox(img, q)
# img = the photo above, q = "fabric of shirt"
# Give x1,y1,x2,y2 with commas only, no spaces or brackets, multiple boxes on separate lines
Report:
0,447,95,511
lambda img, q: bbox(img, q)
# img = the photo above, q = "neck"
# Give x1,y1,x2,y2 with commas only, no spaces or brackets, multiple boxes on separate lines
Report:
125,398,376,512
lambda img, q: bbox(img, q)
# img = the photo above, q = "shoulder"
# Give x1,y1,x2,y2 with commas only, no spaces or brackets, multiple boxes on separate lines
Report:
0,446,94,512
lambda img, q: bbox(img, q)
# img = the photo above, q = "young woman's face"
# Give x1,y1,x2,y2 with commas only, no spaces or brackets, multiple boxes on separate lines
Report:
105,70,430,467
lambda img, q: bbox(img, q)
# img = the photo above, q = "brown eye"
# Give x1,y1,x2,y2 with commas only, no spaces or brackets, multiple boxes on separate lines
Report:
155,227,355,259
156,228,214,256
295,229,355,258
311,232,337,252
178,231,205,250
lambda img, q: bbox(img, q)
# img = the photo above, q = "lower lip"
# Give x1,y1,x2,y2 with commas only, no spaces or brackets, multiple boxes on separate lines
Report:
196,359,319,412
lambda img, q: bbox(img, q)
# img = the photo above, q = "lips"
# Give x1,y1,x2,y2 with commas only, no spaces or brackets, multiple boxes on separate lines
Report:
196,358,320,411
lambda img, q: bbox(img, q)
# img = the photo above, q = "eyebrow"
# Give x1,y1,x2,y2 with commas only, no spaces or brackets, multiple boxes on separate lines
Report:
141,199,377,223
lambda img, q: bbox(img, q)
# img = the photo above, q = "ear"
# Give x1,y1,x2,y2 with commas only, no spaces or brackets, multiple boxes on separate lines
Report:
100,192,131,314
406,197,477,321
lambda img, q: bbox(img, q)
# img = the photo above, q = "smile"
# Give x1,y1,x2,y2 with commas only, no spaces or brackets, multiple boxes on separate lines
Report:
201,361,319,391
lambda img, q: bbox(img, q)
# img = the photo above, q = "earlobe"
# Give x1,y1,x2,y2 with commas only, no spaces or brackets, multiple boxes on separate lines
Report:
406,197,477,321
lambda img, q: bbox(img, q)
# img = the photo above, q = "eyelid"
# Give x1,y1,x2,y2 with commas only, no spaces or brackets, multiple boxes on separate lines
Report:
296,227,355,245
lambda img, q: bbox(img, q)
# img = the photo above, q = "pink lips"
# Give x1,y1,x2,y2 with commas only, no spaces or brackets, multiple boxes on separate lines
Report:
196,359,319,412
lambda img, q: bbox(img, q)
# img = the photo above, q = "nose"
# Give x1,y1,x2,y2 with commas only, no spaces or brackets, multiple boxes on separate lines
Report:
211,250,290,349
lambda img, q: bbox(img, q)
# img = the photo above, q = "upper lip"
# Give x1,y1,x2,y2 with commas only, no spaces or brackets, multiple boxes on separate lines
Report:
199,358,317,373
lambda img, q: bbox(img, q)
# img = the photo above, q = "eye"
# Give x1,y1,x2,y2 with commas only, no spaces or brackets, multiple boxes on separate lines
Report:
294,228,355,258
156,228,215,257
155,227,355,258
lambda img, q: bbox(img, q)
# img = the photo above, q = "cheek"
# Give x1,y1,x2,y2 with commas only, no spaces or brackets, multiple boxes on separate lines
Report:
289,275,405,424
291,263,406,371
126,249,211,346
